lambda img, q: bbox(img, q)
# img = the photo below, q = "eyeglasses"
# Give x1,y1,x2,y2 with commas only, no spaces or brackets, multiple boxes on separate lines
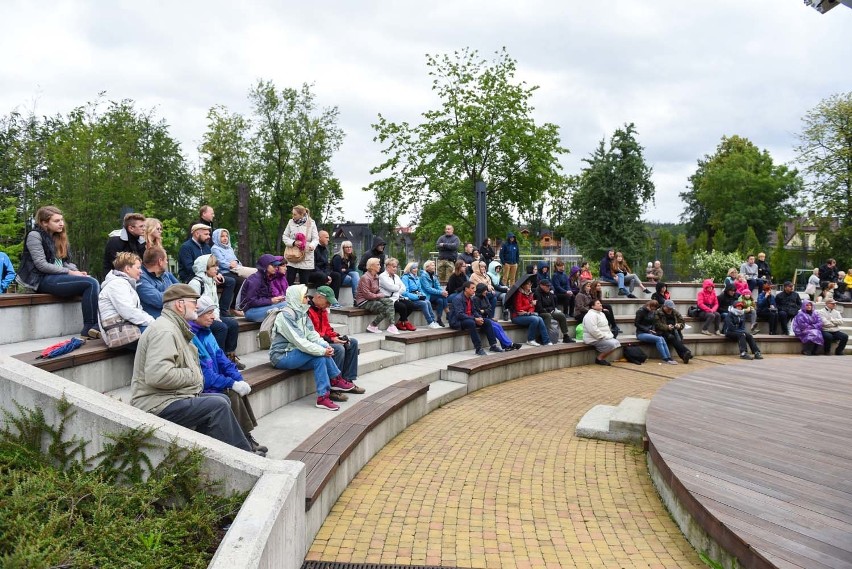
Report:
343,246,352,249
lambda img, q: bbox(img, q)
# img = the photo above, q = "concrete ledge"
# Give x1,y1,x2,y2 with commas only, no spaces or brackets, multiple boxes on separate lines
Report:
576,397,650,444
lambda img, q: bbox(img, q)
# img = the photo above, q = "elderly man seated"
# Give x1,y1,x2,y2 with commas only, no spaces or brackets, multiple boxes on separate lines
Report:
130,283,255,454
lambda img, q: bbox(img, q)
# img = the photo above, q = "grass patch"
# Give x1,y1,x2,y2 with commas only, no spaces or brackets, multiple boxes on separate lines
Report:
0,399,246,568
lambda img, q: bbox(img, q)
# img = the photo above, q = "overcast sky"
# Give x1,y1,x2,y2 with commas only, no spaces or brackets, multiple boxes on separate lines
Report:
2,0,850,225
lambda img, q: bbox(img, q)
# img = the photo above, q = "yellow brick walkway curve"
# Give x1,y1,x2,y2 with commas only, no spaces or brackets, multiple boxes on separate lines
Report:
306,356,736,568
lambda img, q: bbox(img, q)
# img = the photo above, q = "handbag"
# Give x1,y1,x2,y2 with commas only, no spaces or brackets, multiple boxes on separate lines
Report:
284,219,312,263
100,313,141,348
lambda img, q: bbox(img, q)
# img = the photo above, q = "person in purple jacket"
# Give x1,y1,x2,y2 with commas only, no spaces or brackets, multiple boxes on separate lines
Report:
239,254,288,322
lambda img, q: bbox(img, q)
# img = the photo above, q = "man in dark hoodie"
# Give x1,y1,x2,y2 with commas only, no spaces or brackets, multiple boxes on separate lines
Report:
717,283,739,332
103,212,147,275
534,278,573,344
499,232,520,286
357,236,386,274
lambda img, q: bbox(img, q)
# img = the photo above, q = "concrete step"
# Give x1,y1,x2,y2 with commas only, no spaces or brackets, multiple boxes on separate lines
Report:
575,397,650,444
425,379,468,411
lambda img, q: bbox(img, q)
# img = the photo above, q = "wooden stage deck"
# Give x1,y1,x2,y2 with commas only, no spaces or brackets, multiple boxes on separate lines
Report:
646,356,852,569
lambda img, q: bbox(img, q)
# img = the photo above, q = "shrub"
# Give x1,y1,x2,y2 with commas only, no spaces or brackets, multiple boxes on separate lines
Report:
691,249,744,282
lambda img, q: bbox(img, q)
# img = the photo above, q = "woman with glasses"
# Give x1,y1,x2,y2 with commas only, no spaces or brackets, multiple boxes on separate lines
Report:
332,240,360,306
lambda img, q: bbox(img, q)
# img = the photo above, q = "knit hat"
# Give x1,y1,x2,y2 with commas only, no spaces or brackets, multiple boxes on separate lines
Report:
162,284,200,303
663,299,676,309
195,295,216,316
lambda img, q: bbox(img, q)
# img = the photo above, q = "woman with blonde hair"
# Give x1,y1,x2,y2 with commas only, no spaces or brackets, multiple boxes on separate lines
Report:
16,205,101,338
282,204,318,286
98,251,155,348
612,251,651,297
143,217,163,250
402,261,440,328
331,240,360,304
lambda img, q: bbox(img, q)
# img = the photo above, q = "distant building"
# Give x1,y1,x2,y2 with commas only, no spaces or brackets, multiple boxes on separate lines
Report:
331,223,373,257
766,215,840,253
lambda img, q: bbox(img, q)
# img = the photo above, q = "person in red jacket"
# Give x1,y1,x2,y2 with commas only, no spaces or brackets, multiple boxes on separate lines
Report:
308,286,366,401
696,278,722,335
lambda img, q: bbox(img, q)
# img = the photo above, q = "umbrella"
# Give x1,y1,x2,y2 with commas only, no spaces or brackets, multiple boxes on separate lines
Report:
503,273,534,312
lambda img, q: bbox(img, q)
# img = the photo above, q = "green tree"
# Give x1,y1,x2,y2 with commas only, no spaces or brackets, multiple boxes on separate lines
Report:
680,135,802,252
0,197,24,259
564,123,655,262
796,92,852,225
770,225,796,284
739,226,761,257
673,234,693,281
367,48,567,239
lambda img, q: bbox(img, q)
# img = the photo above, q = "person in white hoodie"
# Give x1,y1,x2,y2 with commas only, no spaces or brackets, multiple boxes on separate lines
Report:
378,257,416,331
98,252,155,348
188,254,244,370
582,299,621,366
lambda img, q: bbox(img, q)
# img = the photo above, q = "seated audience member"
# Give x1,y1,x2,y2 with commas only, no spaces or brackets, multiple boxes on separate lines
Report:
635,300,677,364
696,279,722,336
535,278,573,344
98,252,154,347
725,302,763,360
239,254,288,323
836,270,852,302
717,283,740,332
189,296,266,455
486,261,510,319
309,230,342,304
578,261,593,282
734,273,751,297
420,260,448,327
598,249,622,291
189,254,243,370
470,260,498,316
402,262,440,328
269,256,289,299
646,260,664,283
792,299,824,356
379,257,416,331
179,223,236,312
612,251,651,297
756,252,772,284
819,281,837,303
449,281,502,356
818,258,839,285
804,267,821,300
756,284,781,335
137,247,180,318
654,300,692,364
592,280,621,335
357,236,387,275
551,260,574,316
331,240,360,304
739,289,758,333
473,283,520,350
356,257,398,334
308,286,366,400
445,259,470,297
0,250,16,293
573,280,594,322
211,227,255,314
143,217,163,250
479,237,495,266
281,205,318,286
17,205,101,337
651,281,670,306
130,284,254,453
724,268,738,289
583,299,621,366
739,254,763,292
775,281,802,334
511,278,550,347
818,298,848,356
268,285,355,411
103,212,147,276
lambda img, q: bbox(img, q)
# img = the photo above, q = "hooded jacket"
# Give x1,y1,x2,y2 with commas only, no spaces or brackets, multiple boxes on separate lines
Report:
98,269,155,329
469,262,494,292
499,233,519,265
419,266,444,299
210,228,241,274
792,300,824,345
487,261,507,291
401,270,426,301
357,236,387,274
103,226,146,276
568,266,581,294
190,321,243,392
551,266,569,295
696,279,719,312
651,281,670,306
188,254,221,318
239,254,279,311
268,285,328,366
717,284,740,314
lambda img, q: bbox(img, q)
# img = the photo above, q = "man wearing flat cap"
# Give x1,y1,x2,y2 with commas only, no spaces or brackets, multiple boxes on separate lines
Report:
130,283,253,453
177,222,237,315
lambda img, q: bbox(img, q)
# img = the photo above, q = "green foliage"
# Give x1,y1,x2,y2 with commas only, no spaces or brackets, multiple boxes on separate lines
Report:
770,225,797,284
698,550,725,569
680,135,802,253
367,48,567,236
0,196,24,259
691,250,745,282
0,398,245,568
564,123,655,262
673,234,694,281
739,226,761,257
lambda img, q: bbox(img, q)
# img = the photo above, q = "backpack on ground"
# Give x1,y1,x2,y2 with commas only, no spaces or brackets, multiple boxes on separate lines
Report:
38,337,85,359
257,308,285,350
623,344,647,365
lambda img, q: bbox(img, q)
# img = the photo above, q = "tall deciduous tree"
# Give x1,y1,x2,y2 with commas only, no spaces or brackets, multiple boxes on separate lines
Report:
367,48,567,243
679,135,801,253
563,123,654,262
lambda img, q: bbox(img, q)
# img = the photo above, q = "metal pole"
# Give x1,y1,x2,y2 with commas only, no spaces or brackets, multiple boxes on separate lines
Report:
475,181,487,248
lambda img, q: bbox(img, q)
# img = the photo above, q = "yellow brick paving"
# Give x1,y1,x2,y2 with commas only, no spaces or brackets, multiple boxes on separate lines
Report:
307,355,749,568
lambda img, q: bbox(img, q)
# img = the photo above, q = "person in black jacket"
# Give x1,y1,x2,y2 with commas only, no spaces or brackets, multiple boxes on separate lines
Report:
479,238,495,266
357,236,386,274
534,279,573,343
445,260,469,297
635,300,677,364
819,258,839,285
309,230,342,303
654,300,692,363
187,205,216,245
449,281,501,356
775,281,802,334
103,212,146,276
717,284,739,332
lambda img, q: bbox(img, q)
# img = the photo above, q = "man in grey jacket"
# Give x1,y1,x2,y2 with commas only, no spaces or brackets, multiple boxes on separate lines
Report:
436,224,460,283
130,283,253,452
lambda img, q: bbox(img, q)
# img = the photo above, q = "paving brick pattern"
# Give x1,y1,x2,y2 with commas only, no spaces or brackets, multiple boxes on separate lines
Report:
307,356,748,568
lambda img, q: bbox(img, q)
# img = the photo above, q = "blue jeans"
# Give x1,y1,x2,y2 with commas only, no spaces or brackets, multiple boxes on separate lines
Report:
39,273,100,335
429,295,448,323
272,349,340,396
342,272,360,303
331,337,359,381
512,314,549,342
637,332,671,360
600,274,625,290
244,302,287,322
211,316,239,353
409,299,436,323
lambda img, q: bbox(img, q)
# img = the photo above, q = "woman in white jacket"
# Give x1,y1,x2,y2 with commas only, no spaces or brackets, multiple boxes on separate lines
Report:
582,299,621,366
189,254,243,369
281,205,319,286
378,257,416,331
98,252,155,347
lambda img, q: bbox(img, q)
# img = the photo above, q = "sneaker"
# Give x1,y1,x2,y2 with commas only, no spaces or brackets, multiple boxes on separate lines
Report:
643,288,652,294
682,351,693,364
386,324,400,335
740,352,753,360
395,321,407,331
544,342,553,346
331,303,342,309
714,331,723,336
700,330,712,336
86,328,101,339
347,383,366,394
329,391,349,402
330,376,356,392
248,434,268,453
366,324,381,334
754,352,763,360
316,395,340,411
618,288,628,296
527,340,541,347
404,321,417,331
595,358,612,366
254,450,267,457
428,322,442,329
751,324,760,333
437,320,446,327
627,293,637,299
664,359,679,365
475,348,488,356
490,344,504,353
512,343,523,350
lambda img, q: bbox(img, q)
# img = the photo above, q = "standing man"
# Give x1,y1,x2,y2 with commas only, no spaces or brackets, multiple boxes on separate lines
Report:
310,230,342,305
499,232,520,286
436,224,460,283
819,258,839,286
188,205,216,245
130,283,254,453
103,212,147,275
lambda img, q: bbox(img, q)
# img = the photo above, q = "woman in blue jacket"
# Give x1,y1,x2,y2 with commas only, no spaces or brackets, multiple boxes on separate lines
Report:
402,262,440,328
0,251,15,293
420,260,448,327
